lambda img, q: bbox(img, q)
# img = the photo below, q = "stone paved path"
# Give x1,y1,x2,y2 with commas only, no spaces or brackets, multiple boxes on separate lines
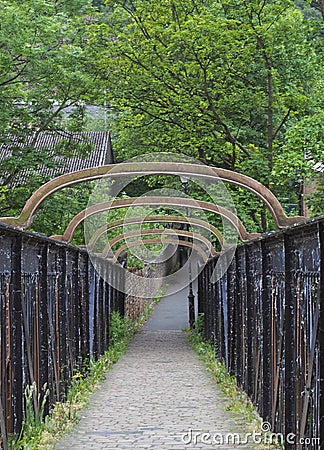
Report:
55,289,261,449
55,331,259,449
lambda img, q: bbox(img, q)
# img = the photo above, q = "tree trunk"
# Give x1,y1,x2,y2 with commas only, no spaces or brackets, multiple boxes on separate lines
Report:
320,0,324,20
267,69,274,171
256,35,274,176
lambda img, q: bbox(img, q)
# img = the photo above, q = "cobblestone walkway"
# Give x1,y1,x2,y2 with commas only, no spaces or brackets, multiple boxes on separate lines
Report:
55,326,261,449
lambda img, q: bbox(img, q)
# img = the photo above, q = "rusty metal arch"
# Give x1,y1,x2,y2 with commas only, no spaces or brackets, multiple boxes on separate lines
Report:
0,162,305,229
54,215,225,248
111,237,212,263
50,196,259,243
98,228,217,258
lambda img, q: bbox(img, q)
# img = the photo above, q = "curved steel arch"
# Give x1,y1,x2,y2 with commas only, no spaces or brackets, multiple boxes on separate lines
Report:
50,196,259,243
99,228,217,258
0,162,305,229
53,215,225,248
111,237,212,263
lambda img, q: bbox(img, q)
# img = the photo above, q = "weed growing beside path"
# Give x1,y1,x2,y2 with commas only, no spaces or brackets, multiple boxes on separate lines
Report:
8,298,161,450
187,316,282,450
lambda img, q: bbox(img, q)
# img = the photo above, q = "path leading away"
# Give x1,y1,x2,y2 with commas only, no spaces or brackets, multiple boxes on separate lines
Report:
55,287,259,449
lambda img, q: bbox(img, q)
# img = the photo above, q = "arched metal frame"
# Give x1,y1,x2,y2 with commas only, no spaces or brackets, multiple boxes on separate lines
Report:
0,162,305,229
53,215,225,248
50,196,259,242
111,237,212,263
98,228,217,258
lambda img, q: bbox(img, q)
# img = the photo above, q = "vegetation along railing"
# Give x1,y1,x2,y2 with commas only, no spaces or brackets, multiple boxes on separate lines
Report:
0,223,125,441
198,216,324,449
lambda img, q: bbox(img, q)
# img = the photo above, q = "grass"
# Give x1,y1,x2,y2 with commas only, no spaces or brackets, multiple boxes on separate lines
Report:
7,293,163,450
187,315,283,449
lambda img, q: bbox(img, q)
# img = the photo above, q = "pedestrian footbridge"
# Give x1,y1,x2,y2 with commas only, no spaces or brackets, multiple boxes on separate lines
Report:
0,160,322,449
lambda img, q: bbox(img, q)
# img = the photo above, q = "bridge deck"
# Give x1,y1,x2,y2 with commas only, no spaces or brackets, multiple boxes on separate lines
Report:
55,290,264,449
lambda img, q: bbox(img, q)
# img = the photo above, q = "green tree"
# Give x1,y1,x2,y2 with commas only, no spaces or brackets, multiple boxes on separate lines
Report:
91,0,322,229
310,0,324,19
0,0,105,235
0,0,99,137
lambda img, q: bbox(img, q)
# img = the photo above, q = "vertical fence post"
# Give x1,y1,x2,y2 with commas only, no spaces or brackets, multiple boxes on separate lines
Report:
238,248,247,390
202,264,207,339
117,265,125,318
217,276,224,360
0,236,9,446
38,242,49,416
246,245,254,400
261,240,272,423
228,258,236,376
89,257,96,360
10,234,23,433
208,260,215,344
57,247,67,399
71,252,79,370
92,267,98,360
104,264,110,350
284,233,297,446
78,252,88,363
197,264,204,318
110,267,116,314
203,265,209,341
97,271,104,357
319,221,324,448
235,250,243,388
235,252,243,387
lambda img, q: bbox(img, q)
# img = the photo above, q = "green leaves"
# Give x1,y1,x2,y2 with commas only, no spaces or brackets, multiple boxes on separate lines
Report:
0,0,97,137
272,112,324,216
1,0,322,237
89,0,323,225
0,0,105,234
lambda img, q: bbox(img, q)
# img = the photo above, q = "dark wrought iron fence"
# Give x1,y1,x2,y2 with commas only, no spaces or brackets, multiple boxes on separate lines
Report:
198,217,324,449
0,223,125,443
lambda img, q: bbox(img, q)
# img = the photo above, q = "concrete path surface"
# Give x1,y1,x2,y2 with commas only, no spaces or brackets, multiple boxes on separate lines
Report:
142,287,189,331
142,266,198,332
55,293,261,449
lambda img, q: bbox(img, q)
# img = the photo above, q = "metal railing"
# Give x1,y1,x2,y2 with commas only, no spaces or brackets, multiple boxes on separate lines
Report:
198,217,324,449
0,223,125,442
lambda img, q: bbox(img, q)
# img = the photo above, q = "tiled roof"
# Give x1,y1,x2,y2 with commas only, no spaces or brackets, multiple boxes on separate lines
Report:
0,131,114,186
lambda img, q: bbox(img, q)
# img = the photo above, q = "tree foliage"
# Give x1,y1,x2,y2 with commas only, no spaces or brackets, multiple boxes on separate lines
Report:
90,0,323,228
0,0,322,240
0,0,100,137
0,0,104,236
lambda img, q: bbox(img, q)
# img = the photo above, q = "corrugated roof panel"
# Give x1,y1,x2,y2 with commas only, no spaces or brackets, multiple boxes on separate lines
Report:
0,131,113,186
